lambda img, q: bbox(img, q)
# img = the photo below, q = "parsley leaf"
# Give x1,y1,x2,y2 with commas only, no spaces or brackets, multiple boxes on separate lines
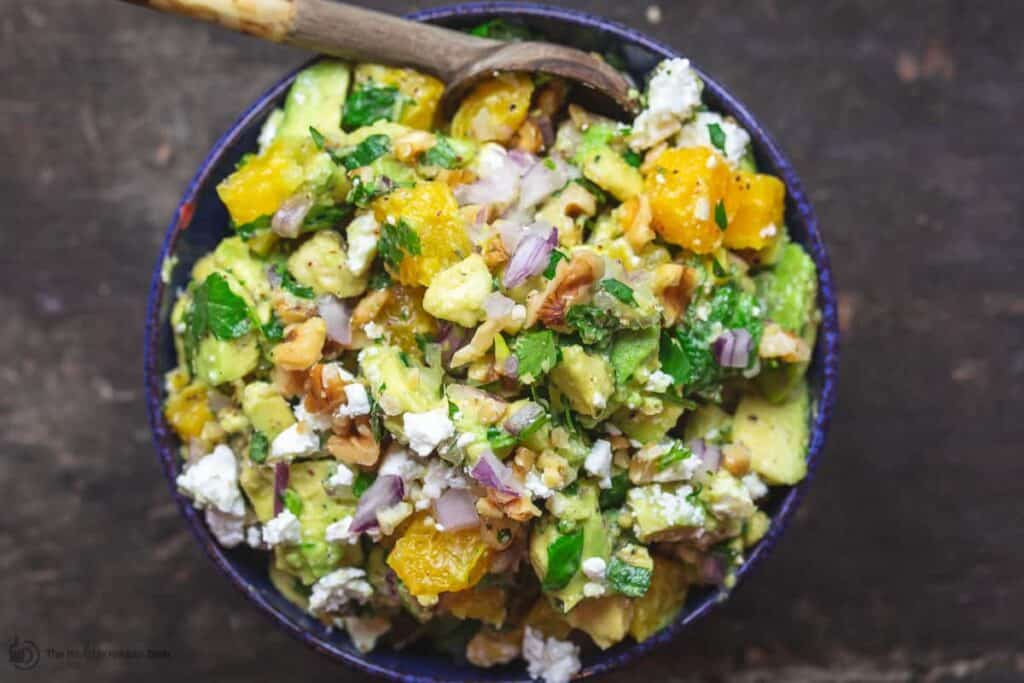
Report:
622,149,643,168
282,488,303,516
542,528,584,591
187,273,252,347
261,314,285,342
609,327,659,384
368,270,392,290
657,442,693,470
352,471,376,498
486,426,517,455
420,136,460,169
514,330,560,384
600,278,637,306
234,214,271,241
707,122,727,153
606,557,652,597
378,219,422,269
308,126,326,150
342,83,405,131
346,176,385,208
274,264,315,299
543,249,568,279
339,133,391,171
249,431,269,464
714,200,728,230
566,304,616,346
367,392,385,444
599,473,629,510
302,204,353,232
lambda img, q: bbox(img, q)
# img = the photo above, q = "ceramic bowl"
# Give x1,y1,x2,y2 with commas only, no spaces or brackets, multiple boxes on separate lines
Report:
143,3,839,680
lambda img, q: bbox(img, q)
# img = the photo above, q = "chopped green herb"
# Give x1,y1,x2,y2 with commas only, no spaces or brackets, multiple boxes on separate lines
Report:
657,442,693,470
543,249,568,279
447,400,459,420
486,426,517,454
398,351,411,367
514,330,560,384
467,18,537,41
378,219,422,269
566,304,616,346
367,393,385,443
606,557,652,597
574,177,610,205
308,126,326,149
352,471,376,498
342,83,404,131
714,200,728,230
346,176,384,207
622,149,643,167
609,327,659,385
543,157,557,171
282,488,303,516
707,122,726,153
275,264,315,299
234,214,271,240
711,257,729,279
302,203,353,232
339,133,391,171
543,528,584,591
420,136,460,169
249,431,269,464
599,473,629,509
368,270,392,290
261,314,285,342
600,278,637,306
184,273,252,367
518,412,549,440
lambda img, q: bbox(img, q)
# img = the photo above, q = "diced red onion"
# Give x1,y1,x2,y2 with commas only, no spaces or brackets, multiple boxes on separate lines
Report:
500,355,518,378
273,462,290,516
454,148,521,207
504,402,544,435
470,449,524,497
437,323,469,367
350,474,405,534
317,295,352,345
497,219,549,254
484,292,516,320
689,439,721,472
266,265,282,289
517,157,577,210
502,226,558,289
271,195,314,238
713,328,753,369
433,488,480,531
506,149,538,174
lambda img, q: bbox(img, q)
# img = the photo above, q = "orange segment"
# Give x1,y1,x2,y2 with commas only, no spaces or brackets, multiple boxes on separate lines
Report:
443,585,508,626
451,73,534,143
165,383,213,440
644,147,730,254
386,513,491,600
354,64,445,130
216,140,306,225
724,170,786,250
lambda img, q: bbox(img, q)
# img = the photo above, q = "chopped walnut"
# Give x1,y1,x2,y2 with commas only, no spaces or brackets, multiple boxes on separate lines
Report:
326,420,379,467
271,290,316,325
303,363,347,414
272,366,306,399
621,194,655,251
721,443,751,476
526,250,604,330
393,130,436,163
437,168,478,189
482,233,510,269
272,317,327,371
351,289,390,328
759,322,812,363
512,118,543,153
653,263,699,326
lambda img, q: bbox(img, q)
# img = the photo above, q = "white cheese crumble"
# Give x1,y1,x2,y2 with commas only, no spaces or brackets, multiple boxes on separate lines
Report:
345,212,379,277
403,408,455,456
583,439,613,489
246,525,265,549
204,507,245,548
377,446,426,482
262,510,302,546
630,58,704,150
269,421,320,461
362,321,384,340
644,370,674,393
742,472,769,500
343,615,391,653
417,460,468,509
323,462,355,494
176,444,245,516
525,470,555,500
676,111,751,166
324,516,359,545
581,556,607,582
294,401,332,431
582,581,607,598
521,626,581,683
336,383,371,418
308,567,373,616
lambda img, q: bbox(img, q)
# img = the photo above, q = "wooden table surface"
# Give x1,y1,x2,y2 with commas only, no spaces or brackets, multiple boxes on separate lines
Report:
2,1,1020,681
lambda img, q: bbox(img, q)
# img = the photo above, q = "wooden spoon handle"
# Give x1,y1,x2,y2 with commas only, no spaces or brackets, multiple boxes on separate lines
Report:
124,0,500,81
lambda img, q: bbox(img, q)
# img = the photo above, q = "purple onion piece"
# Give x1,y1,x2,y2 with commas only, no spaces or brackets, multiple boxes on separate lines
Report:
433,489,480,531
502,227,557,289
713,328,753,368
271,195,314,238
484,292,516,320
504,402,544,435
438,323,469,367
317,295,352,345
689,439,721,472
501,355,519,378
350,474,405,534
470,449,523,497
266,265,283,289
273,462,290,516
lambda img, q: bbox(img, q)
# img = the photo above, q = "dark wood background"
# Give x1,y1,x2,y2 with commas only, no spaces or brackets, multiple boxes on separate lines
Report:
2,1,1020,681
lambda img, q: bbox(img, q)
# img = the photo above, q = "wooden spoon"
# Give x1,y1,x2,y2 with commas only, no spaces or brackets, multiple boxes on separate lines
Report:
122,0,638,116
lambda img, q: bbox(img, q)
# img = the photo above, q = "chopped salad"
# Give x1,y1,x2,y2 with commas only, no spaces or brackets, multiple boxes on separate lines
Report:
165,35,818,683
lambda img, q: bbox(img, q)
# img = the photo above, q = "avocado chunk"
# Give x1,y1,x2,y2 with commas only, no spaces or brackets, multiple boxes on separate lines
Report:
422,254,492,328
287,230,369,299
609,328,659,385
613,403,685,444
211,236,271,302
193,334,259,386
682,404,732,444
277,60,352,141
549,345,614,418
627,482,708,542
269,562,310,610
573,125,642,201
565,595,633,649
628,556,689,642
732,381,810,485
358,344,443,417
242,382,295,439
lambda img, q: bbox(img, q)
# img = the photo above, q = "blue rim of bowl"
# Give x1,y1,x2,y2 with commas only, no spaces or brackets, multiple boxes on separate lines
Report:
143,2,840,681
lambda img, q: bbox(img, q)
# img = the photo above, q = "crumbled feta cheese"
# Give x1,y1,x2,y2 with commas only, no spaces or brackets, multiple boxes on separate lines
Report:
294,401,332,431
176,444,245,516
362,321,384,340
346,212,379,276
321,362,355,384
204,507,245,547
308,568,373,616
456,432,477,448
377,446,426,482
522,626,581,683
343,616,391,653
581,556,607,582
760,223,779,239
246,525,265,549
323,462,355,494
630,110,681,151
269,421,320,461
403,408,455,456
629,58,703,150
526,470,555,500
325,516,359,544
582,581,607,598
418,459,468,508
676,111,752,166
336,383,371,418
584,439,613,489
262,510,302,546
628,483,706,532
742,472,769,500
644,370,674,393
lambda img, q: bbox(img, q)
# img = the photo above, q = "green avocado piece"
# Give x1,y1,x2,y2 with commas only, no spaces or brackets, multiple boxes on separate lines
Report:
682,404,732,445
627,482,709,543
757,242,817,335
573,125,642,202
610,328,659,385
613,403,685,444
277,60,352,141
193,334,259,386
359,344,443,418
732,381,810,485
549,345,614,418
287,230,369,299
242,382,295,439
211,237,271,302
269,562,310,610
